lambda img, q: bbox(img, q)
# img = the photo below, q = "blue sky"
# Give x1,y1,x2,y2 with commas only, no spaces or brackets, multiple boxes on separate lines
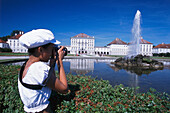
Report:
0,0,170,46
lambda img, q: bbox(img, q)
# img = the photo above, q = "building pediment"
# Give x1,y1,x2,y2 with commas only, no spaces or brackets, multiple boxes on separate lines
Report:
72,33,94,38
107,38,127,45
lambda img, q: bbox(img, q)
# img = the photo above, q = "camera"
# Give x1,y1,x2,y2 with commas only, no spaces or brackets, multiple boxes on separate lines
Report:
54,45,68,56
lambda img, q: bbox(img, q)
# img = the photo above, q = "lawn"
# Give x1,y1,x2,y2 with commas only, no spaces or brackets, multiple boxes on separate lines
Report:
0,52,29,56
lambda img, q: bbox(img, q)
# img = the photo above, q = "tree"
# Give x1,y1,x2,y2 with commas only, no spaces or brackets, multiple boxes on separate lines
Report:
0,35,10,42
0,30,23,42
0,48,12,52
10,30,22,36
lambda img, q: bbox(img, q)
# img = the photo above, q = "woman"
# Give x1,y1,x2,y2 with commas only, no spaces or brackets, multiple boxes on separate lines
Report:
18,29,68,113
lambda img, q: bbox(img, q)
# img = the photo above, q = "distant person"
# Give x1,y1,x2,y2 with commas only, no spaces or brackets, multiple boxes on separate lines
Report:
18,29,68,113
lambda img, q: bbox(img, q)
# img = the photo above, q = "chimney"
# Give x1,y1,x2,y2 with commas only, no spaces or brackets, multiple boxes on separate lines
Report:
116,38,119,40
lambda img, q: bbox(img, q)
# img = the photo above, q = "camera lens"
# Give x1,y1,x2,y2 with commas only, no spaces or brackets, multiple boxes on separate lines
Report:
63,47,68,56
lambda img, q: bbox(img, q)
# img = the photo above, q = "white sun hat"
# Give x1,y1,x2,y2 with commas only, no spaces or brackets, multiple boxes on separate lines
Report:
19,29,61,49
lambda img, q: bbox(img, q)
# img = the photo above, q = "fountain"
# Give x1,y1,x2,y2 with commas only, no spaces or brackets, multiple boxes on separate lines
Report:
128,10,141,57
112,10,164,69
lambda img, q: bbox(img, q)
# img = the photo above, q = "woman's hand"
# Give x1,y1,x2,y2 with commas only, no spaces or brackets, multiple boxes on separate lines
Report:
58,46,65,61
47,46,68,94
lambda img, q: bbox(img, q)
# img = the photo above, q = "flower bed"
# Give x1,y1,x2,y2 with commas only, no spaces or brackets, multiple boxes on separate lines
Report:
0,65,169,112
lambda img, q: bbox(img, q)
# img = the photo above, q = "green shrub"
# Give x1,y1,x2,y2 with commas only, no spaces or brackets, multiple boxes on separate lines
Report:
0,65,169,112
53,75,170,112
0,65,24,113
0,48,12,52
153,53,170,57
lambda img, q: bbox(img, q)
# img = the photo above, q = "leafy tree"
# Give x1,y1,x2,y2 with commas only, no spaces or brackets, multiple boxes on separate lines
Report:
0,47,12,52
0,35,10,42
153,52,170,57
0,30,23,41
10,30,22,36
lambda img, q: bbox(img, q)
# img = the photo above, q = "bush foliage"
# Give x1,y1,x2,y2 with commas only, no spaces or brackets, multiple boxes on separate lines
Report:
0,65,169,112
0,48,12,52
153,52,170,57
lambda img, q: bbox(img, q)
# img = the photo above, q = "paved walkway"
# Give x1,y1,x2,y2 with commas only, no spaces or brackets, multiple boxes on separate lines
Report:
0,56,29,60
0,55,169,61
0,55,117,60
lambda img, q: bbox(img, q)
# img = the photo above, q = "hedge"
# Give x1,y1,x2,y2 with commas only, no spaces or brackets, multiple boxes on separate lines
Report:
0,65,169,112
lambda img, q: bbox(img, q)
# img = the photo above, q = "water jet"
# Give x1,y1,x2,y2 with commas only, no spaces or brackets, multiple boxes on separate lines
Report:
113,10,164,69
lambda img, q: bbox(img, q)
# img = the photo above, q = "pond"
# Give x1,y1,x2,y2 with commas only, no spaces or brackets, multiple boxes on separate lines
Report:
62,58,170,94
6,58,170,94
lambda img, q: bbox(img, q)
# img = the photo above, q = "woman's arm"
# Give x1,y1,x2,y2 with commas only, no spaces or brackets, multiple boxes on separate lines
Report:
46,46,68,94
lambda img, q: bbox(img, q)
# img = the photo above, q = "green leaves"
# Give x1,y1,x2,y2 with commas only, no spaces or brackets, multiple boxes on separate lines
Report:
0,64,170,112
0,65,24,113
53,74,170,112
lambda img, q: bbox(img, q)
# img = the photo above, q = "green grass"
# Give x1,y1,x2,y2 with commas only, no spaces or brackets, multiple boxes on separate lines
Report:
151,56,170,59
105,55,125,57
0,64,169,112
0,52,29,56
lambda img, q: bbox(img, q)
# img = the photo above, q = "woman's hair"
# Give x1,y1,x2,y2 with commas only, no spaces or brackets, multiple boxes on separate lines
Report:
28,43,52,55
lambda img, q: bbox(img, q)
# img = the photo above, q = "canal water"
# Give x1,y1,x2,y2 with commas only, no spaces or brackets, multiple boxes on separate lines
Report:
6,58,170,94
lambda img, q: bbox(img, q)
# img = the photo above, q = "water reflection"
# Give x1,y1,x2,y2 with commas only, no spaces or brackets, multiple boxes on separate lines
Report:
3,58,170,94
65,59,94,75
63,58,115,75
163,61,170,69
5,58,168,76
109,64,164,76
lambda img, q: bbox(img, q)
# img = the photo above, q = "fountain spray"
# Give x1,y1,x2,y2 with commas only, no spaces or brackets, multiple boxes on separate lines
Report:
128,10,141,57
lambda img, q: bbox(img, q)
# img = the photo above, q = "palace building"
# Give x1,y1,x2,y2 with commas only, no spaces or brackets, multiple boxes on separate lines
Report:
7,31,27,53
137,38,153,56
153,43,170,54
107,38,128,56
0,39,9,49
70,33,95,55
5,32,155,56
68,33,153,56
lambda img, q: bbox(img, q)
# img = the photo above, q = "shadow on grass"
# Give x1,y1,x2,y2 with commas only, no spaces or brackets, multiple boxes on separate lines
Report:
49,84,80,111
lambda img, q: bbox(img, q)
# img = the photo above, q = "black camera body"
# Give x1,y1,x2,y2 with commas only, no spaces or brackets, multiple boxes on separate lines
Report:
54,45,68,56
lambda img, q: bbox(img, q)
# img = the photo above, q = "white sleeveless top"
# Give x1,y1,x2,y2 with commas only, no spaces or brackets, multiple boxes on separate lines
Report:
18,61,52,112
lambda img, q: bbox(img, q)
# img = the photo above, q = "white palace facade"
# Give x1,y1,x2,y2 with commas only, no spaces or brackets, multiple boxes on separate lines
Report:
5,32,167,56
153,43,170,54
0,39,9,48
6,31,28,53
67,33,153,56
69,33,95,55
